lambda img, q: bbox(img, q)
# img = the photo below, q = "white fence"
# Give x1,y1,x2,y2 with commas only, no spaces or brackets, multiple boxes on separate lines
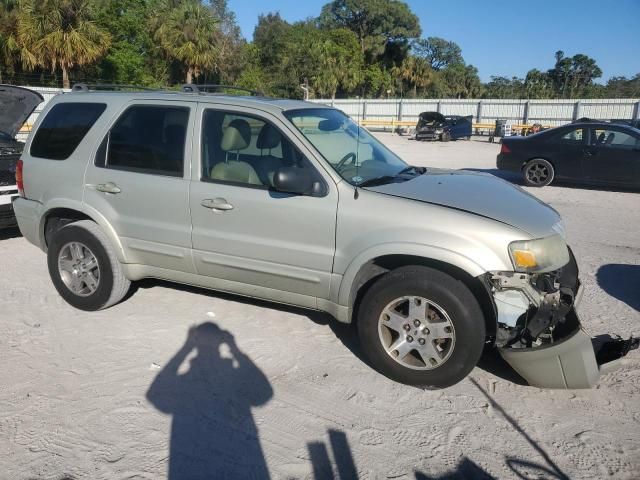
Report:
309,98,640,128
15,86,640,140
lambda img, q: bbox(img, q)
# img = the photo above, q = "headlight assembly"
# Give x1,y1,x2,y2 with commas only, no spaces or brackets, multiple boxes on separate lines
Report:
509,234,570,273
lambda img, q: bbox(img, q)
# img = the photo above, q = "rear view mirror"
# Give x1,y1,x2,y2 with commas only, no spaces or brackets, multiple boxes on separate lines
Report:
318,119,342,131
273,167,315,195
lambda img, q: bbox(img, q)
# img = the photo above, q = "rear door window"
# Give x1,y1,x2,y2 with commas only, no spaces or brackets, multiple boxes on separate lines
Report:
553,127,585,145
102,105,189,177
30,103,106,160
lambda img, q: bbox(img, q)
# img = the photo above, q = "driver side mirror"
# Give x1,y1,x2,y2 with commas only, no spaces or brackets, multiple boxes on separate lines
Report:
273,167,317,195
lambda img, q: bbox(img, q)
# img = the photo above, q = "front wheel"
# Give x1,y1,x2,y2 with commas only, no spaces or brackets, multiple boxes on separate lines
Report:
440,132,451,142
523,158,554,187
47,220,130,311
357,266,485,388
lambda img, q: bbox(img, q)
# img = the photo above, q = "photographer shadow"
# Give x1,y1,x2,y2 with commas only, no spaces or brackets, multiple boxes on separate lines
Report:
146,322,273,480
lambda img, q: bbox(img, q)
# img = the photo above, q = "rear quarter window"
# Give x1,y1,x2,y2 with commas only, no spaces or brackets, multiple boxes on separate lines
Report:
30,103,106,160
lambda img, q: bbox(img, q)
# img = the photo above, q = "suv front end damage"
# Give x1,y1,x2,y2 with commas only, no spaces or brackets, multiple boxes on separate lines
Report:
487,250,638,388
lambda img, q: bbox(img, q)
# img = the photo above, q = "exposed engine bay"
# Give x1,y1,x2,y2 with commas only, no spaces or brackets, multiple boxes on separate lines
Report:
490,251,580,349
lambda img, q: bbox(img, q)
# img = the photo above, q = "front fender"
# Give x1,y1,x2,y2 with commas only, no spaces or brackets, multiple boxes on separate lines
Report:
336,242,492,307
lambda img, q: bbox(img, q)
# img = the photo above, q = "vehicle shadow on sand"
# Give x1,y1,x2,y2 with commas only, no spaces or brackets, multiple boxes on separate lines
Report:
146,321,273,479
597,264,640,312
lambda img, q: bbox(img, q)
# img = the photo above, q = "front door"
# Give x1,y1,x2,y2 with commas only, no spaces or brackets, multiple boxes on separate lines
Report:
584,126,640,185
189,105,338,303
83,101,195,272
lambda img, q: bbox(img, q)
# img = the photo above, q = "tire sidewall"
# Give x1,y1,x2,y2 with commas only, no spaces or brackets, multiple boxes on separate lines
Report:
523,158,554,187
47,224,115,311
357,267,485,389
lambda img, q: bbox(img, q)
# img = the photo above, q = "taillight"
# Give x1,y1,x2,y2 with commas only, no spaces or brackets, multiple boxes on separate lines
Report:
16,159,24,197
500,143,511,154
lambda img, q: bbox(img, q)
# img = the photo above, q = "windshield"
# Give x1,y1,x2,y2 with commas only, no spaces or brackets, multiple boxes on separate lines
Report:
284,108,409,185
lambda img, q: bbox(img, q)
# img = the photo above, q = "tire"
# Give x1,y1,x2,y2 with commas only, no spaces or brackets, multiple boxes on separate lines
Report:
523,158,554,187
357,266,485,389
440,132,451,142
47,220,130,311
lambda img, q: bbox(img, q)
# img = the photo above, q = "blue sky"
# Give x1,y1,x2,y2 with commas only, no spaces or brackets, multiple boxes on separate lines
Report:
227,0,640,83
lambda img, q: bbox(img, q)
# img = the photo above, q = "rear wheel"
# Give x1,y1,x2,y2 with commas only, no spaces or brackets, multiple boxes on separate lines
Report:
523,158,554,187
357,266,485,388
47,220,130,311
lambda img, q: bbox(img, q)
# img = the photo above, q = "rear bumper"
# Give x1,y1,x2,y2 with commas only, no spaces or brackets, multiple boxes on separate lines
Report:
496,153,522,172
13,197,43,249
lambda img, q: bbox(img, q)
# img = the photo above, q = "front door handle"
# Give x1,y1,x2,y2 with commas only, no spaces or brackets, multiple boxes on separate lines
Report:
201,198,234,211
583,149,596,157
93,182,121,194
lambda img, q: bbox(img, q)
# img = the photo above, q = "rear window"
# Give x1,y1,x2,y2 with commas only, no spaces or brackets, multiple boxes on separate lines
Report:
30,103,106,160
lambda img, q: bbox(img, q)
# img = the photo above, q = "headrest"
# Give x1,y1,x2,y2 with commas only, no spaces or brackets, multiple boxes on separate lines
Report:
221,119,251,151
257,123,281,149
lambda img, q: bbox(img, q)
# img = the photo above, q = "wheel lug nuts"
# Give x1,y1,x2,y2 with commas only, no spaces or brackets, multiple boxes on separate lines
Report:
403,324,411,331
406,336,413,342
418,338,426,345
413,319,421,327
423,327,430,335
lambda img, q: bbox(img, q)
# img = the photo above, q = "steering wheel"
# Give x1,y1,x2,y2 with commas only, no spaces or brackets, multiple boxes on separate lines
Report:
336,152,357,170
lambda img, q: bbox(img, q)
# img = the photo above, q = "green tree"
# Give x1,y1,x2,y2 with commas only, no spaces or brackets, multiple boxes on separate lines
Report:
310,28,363,98
318,0,420,62
392,55,433,97
523,69,553,99
412,37,463,71
93,0,168,86
483,76,524,99
440,63,482,98
547,50,602,98
17,0,111,88
153,0,219,84
605,74,640,98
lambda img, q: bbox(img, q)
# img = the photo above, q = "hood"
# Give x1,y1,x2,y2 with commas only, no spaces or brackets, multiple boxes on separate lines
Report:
367,170,563,238
418,111,446,127
0,85,44,138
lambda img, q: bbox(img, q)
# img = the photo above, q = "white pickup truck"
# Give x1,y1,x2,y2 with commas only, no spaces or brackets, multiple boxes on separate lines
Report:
0,85,43,228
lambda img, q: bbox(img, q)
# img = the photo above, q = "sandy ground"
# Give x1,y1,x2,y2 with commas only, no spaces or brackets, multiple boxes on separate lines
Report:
1,134,639,480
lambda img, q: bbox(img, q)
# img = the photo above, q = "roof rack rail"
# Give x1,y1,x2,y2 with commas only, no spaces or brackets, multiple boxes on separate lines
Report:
182,84,265,97
71,83,158,92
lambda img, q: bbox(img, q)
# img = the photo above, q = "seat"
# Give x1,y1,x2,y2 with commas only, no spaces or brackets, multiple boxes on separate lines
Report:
210,119,262,186
596,132,606,145
604,133,615,145
255,123,284,185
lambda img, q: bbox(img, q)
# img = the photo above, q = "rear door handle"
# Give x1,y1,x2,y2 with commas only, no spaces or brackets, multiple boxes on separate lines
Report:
201,198,234,211
89,182,121,194
583,149,596,157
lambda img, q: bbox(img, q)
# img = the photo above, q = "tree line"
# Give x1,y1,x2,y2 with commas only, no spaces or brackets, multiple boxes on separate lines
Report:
1,0,638,99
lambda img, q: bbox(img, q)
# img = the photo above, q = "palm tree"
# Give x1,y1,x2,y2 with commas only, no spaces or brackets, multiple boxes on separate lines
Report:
153,1,219,84
17,0,111,88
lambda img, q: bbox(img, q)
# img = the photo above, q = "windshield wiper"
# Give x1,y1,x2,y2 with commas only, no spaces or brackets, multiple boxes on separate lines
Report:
356,175,397,188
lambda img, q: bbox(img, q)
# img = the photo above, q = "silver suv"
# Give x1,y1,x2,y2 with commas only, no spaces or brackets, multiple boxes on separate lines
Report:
13,85,633,389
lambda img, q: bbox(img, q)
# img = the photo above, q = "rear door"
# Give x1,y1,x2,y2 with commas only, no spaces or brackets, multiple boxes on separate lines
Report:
83,100,196,272
584,126,640,185
189,104,338,304
544,126,588,180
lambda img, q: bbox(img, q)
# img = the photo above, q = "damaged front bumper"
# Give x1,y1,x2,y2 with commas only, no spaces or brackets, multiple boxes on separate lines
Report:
487,251,638,389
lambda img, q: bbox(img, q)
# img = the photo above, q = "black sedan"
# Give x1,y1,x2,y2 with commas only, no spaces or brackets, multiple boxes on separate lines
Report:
497,122,640,188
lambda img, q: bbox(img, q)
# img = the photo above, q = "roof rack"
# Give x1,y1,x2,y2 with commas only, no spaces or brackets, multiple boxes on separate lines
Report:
181,84,265,97
71,83,158,92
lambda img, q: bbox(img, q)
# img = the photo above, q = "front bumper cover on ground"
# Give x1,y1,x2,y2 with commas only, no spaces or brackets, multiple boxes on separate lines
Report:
499,308,638,388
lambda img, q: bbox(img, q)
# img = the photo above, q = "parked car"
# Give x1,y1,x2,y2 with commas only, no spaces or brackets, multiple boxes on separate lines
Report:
0,85,43,229
497,121,640,188
415,112,472,142
13,85,636,389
